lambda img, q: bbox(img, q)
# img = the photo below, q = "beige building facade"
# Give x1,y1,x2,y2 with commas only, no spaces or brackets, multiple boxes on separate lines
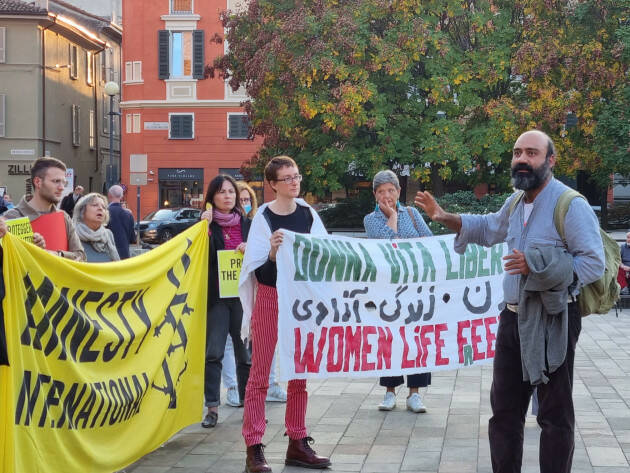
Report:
0,0,121,201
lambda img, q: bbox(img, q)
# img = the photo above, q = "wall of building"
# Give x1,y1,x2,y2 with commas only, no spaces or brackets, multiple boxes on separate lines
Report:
121,0,262,218
0,19,43,199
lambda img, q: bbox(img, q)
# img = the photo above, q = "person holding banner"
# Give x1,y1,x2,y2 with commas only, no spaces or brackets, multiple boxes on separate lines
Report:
220,182,287,407
415,130,605,473
0,157,85,261
239,156,331,472
72,193,120,262
200,174,252,429
364,170,433,413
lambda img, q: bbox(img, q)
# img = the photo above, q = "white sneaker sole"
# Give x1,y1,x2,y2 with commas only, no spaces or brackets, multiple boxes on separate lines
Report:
407,405,427,413
378,404,395,411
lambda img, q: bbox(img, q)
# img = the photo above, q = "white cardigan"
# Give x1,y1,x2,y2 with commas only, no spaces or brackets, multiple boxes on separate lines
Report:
238,198,327,340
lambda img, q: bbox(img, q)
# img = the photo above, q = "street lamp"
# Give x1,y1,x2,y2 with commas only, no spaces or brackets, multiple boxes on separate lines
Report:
104,81,120,189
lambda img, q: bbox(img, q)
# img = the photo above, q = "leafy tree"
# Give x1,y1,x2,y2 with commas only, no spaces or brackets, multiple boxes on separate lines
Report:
210,0,628,199
210,0,522,196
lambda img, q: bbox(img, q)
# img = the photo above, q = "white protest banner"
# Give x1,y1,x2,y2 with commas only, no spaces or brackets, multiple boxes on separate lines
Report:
275,232,507,381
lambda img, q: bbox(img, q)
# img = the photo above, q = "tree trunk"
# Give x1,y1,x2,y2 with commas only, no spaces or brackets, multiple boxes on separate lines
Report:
430,164,445,197
600,188,608,229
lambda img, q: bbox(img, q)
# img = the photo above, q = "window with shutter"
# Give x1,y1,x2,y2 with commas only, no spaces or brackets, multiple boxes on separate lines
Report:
102,94,109,134
0,94,5,137
228,113,251,139
193,30,204,79
171,0,193,14
133,114,141,133
133,61,142,81
158,30,170,79
89,110,95,149
69,45,78,79
169,113,194,139
126,114,132,134
0,27,6,63
125,61,132,82
86,52,93,86
72,105,80,146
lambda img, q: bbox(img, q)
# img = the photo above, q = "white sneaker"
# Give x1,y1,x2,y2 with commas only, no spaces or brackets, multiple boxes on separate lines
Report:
266,383,287,402
225,386,242,407
378,391,396,411
406,393,427,413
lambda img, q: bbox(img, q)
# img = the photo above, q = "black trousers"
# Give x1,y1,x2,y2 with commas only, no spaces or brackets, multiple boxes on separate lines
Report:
380,373,431,388
204,298,251,407
489,302,581,473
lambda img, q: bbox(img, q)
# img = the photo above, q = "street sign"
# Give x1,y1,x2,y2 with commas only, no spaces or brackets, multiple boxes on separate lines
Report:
144,122,169,130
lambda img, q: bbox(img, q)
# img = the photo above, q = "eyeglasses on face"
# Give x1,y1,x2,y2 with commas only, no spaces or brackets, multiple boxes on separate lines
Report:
275,174,302,184
240,197,252,204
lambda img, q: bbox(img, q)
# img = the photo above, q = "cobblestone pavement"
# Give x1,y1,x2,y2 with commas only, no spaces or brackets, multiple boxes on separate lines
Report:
127,309,630,473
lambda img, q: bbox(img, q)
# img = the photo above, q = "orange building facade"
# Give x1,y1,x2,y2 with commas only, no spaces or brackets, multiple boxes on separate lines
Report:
120,0,261,217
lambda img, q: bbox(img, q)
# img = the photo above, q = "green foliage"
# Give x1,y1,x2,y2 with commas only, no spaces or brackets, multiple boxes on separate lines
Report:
318,190,375,229
211,0,629,196
318,190,513,233
420,191,513,234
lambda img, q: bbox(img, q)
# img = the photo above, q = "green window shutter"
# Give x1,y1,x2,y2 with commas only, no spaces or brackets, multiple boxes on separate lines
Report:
170,114,193,139
228,114,251,139
158,30,170,80
192,30,205,80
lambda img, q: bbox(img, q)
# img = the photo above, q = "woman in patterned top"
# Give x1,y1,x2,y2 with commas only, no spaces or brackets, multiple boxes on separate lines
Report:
363,170,433,413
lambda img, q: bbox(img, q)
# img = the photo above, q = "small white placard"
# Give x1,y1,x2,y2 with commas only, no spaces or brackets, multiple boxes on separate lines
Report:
10,149,35,156
144,122,169,130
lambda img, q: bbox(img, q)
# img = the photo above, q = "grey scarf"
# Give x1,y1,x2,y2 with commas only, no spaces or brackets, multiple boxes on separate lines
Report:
74,222,120,261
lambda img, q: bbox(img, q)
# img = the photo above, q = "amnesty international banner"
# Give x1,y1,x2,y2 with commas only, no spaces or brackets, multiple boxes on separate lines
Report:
276,232,507,381
0,222,209,473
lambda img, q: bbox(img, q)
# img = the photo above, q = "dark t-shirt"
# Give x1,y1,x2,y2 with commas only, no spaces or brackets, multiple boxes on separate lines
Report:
255,205,313,287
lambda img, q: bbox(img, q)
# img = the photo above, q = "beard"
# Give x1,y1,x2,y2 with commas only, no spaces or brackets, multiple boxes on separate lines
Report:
511,158,551,191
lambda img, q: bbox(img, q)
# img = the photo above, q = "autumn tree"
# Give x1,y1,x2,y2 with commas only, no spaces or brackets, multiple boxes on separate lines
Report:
210,0,628,198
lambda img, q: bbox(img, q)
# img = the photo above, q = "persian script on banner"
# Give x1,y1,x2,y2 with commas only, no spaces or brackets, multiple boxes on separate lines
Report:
275,232,507,381
0,222,208,473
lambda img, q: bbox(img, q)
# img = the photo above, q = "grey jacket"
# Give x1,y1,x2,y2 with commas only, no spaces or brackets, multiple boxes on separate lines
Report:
518,246,574,385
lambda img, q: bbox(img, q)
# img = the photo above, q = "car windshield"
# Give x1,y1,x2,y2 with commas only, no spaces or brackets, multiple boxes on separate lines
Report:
145,209,176,221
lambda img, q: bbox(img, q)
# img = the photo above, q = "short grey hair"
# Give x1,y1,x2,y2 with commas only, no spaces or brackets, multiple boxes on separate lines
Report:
372,170,400,192
73,192,110,226
108,184,124,199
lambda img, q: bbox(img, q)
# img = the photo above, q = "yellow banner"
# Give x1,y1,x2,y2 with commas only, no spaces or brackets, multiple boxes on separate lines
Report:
0,221,208,473
217,249,243,298
4,217,33,244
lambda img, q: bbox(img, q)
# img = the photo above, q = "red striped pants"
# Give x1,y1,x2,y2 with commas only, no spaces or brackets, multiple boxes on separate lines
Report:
242,283,307,446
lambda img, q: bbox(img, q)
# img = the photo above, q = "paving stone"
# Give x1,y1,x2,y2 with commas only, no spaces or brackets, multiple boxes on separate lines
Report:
125,311,630,473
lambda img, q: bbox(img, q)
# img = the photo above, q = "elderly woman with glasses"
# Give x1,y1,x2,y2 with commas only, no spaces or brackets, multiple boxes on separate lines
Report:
72,193,120,262
363,170,432,413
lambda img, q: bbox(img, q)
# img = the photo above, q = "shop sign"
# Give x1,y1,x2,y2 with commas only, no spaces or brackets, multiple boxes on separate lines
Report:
158,168,204,181
7,164,32,175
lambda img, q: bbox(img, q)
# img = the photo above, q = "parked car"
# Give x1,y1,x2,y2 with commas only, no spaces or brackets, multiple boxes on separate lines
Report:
138,208,201,243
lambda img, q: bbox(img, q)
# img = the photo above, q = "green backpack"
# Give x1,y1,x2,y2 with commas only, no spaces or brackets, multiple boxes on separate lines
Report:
509,189,621,316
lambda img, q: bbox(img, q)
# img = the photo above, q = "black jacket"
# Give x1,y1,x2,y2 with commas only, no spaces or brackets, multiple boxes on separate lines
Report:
208,215,251,306
60,193,81,217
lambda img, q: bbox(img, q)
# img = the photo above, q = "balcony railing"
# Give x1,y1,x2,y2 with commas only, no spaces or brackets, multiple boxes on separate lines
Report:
170,0,193,14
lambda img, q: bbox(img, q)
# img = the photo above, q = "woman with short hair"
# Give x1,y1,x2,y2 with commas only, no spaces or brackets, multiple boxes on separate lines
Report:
73,193,120,263
363,170,432,413
239,156,331,472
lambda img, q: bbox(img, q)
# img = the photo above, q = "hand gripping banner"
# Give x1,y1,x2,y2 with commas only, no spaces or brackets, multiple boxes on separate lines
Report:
0,222,208,473
275,232,507,381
